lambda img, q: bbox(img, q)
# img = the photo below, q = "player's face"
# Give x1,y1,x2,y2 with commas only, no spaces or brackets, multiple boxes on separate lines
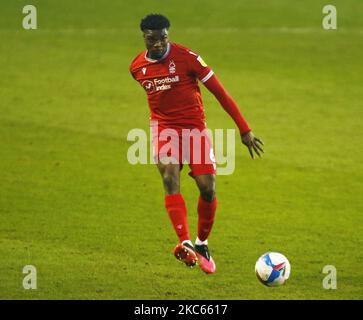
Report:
143,29,169,60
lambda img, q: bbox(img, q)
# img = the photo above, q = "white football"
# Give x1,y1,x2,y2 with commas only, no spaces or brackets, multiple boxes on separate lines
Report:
255,252,291,287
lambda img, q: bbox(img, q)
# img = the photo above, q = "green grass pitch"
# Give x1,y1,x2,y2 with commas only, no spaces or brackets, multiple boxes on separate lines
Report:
0,0,362,299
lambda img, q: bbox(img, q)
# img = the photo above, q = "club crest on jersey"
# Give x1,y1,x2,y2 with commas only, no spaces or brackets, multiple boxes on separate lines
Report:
142,67,147,75
169,60,176,74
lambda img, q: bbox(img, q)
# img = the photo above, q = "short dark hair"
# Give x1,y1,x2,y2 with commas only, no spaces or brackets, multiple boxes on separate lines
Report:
140,14,170,31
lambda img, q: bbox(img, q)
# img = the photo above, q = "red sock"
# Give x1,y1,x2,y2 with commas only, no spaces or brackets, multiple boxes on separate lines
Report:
198,196,217,242
165,194,190,243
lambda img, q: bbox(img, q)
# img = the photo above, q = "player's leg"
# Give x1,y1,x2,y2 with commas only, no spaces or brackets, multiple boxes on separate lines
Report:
156,161,181,195
156,162,197,267
195,173,216,202
195,173,217,242
187,128,218,273
193,173,217,273
189,132,218,241
194,174,217,242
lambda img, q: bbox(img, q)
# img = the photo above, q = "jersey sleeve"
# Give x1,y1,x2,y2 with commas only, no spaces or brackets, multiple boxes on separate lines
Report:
130,54,142,80
187,51,214,83
129,63,136,79
203,73,251,135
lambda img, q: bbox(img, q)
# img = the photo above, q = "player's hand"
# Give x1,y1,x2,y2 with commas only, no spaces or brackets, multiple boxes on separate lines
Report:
241,131,264,159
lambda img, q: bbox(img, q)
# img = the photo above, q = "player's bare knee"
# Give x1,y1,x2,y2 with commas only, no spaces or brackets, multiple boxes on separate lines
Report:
162,173,180,194
196,175,215,202
200,187,215,202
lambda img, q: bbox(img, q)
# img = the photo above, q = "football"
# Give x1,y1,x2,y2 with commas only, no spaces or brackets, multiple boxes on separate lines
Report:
255,252,291,287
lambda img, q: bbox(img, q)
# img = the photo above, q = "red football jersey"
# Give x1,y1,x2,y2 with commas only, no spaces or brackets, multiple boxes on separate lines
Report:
130,43,214,130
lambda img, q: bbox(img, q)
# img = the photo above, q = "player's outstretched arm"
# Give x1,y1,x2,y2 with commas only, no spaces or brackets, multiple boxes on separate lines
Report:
203,74,264,159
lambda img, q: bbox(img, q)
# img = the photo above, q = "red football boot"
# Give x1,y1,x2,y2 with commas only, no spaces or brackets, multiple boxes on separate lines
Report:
173,242,198,267
195,244,216,274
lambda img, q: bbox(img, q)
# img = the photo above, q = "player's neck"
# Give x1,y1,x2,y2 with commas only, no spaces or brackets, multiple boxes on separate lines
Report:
146,43,171,62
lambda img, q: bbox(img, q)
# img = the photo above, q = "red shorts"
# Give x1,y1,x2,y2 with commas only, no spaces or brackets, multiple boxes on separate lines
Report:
151,125,216,177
